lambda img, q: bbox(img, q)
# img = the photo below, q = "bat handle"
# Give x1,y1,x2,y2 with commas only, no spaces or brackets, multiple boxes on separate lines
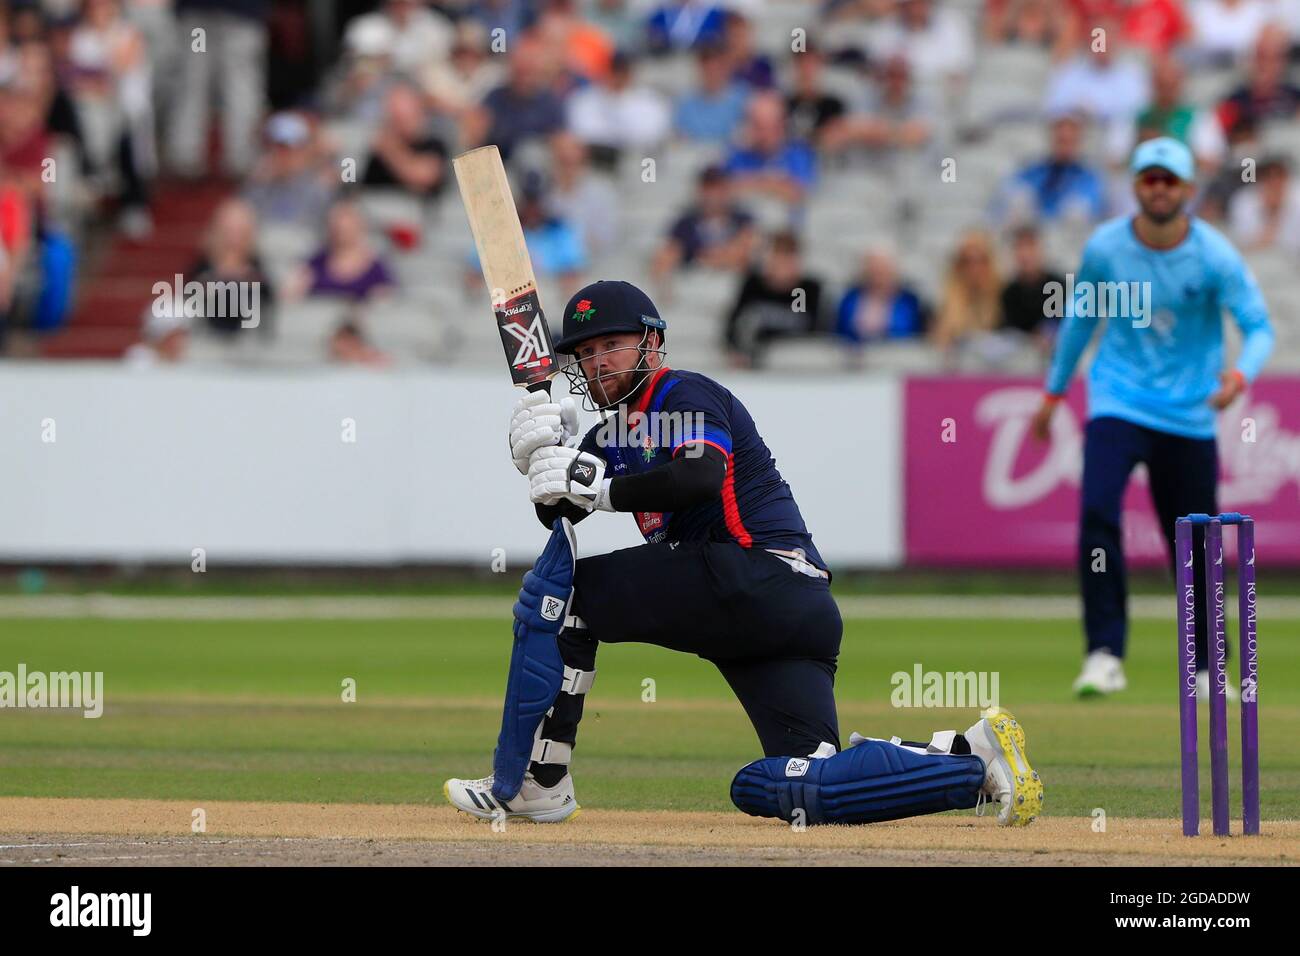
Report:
526,380,552,396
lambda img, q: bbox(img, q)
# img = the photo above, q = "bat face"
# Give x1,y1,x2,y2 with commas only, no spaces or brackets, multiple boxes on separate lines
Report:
453,146,556,393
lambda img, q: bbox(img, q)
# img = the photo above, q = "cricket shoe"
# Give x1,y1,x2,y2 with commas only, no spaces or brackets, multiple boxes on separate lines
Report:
1195,670,1239,703
964,708,1044,827
443,771,579,823
1072,649,1127,697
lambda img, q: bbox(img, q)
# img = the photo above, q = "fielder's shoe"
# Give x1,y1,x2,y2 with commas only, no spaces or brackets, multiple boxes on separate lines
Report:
1195,670,1240,703
443,771,580,823
964,708,1044,827
1072,649,1127,697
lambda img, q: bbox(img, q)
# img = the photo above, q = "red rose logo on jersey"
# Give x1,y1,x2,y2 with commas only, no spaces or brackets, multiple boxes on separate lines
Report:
573,299,596,322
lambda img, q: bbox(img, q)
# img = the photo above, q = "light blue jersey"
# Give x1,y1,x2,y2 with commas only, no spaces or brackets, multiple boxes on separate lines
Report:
1045,216,1274,439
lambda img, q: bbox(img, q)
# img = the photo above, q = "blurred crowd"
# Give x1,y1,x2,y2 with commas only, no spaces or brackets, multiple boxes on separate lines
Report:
3,0,1300,369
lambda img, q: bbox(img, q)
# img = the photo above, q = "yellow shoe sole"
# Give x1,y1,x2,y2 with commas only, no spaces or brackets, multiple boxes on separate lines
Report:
980,707,1044,826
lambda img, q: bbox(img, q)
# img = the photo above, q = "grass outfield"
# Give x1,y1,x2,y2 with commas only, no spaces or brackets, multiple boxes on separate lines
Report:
0,610,1297,823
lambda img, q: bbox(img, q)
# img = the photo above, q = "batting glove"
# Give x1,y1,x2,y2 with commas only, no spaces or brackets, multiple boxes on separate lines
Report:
528,445,613,512
509,392,579,475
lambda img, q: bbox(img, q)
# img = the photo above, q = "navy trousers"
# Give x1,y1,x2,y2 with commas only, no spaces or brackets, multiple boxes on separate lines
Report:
537,539,843,766
1080,416,1218,666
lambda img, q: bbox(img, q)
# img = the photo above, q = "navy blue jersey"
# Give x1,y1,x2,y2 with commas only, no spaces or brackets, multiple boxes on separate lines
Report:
578,367,827,570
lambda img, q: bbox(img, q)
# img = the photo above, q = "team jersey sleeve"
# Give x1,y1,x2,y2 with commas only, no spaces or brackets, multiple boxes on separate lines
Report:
660,379,734,461
1044,233,1105,396
1213,240,1274,383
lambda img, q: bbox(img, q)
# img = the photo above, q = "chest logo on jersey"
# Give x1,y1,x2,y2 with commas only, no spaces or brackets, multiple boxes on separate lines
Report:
636,512,664,534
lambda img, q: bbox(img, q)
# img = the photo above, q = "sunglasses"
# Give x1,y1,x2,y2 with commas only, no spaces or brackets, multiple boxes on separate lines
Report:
1138,169,1182,188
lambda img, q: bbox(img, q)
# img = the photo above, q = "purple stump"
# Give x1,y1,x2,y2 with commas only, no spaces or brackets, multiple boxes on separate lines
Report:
1176,518,1199,836
1206,519,1230,836
1239,519,1260,835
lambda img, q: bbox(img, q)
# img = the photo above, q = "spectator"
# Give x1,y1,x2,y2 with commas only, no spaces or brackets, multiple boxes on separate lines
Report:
723,91,816,210
421,19,504,123
15,38,90,184
995,114,1106,227
167,0,269,178
330,318,392,367
0,63,77,336
1215,24,1300,141
673,41,750,144
651,164,757,282
464,170,586,295
185,198,276,336
124,301,190,366
517,171,586,295
1059,0,1189,60
242,111,335,229
535,0,615,84
645,0,727,55
546,131,620,258
999,225,1063,349
1112,54,1226,171
721,10,773,90
932,229,1002,353
585,0,643,53
1189,0,1276,67
1044,19,1148,137
286,198,397,304
462,35,565,163
785,43,847,151
866,0,975,88
565,49,671,167
983,0,1063,49
363,82,448,199
0,241,10,353
459,0,535,38
344,0,453,77
835,242,928,345
323,10,399,127
821,55,933,161
724,229,826,367
68,0,155,236
1228,157,1300,255
1196,115,1261,222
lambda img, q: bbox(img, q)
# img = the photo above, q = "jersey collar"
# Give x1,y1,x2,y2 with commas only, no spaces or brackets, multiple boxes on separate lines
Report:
631,366,673,417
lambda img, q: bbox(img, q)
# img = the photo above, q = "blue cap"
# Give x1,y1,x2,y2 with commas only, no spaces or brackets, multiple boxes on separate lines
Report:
1130,136,1194,182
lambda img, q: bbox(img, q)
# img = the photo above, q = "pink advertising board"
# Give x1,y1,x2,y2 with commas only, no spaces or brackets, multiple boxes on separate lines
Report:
904,377,1300,567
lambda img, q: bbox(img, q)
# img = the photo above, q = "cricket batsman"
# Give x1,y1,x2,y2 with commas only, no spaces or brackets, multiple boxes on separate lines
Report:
445,280,1043,826
1029,137,1275,698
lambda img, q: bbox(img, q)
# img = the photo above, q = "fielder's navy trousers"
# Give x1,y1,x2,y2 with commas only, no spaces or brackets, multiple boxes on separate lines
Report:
1080,415,1217,667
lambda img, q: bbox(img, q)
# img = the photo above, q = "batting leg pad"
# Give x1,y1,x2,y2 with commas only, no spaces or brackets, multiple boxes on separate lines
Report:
730,738,986,825
492,518,577,802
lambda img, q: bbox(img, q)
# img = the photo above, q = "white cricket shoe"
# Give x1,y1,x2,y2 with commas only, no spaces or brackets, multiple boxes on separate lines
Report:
964,708,1044,827
1073,649,1127,697
443,771,580,823
1195,670,1240,703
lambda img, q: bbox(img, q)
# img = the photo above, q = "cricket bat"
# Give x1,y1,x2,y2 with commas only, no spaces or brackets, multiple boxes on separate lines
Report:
453,145,555,394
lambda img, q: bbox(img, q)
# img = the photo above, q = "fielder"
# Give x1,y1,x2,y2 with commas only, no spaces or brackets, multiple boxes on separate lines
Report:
1030,137,1275,698
446,280,1043,826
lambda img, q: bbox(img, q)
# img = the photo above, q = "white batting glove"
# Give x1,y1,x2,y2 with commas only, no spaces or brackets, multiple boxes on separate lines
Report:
510,393,583,474
509,391,560,474
528,445,613,512
558,396,580,448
